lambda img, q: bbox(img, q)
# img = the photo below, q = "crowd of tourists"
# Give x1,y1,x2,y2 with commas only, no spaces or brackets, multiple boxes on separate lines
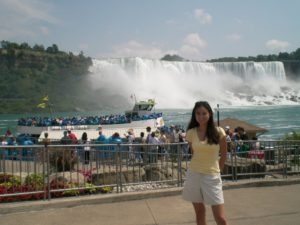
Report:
224,126,249,142
54,125,188,164
1,123,262,163
17,113,163,127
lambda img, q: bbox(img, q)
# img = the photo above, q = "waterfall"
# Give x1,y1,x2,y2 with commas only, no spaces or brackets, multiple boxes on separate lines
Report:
88,57,299,108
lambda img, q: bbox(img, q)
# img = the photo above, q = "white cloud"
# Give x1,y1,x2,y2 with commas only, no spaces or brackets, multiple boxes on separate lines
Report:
178,33,207,60
183,33,207,48
0,0,57,39
1,0,58,23
179,45,200,58
226,33,242,42
194,9,212,24
266,39,290,52
111,40,164,59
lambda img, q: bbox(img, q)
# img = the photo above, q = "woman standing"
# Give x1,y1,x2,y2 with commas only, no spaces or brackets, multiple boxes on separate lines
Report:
81,132,90,164
182,101,228,225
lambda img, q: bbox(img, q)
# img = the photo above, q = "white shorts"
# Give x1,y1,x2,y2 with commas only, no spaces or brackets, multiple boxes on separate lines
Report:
182,170,224,205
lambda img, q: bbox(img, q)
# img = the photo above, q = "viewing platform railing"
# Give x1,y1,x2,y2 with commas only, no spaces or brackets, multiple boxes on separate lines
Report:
0,140,299,202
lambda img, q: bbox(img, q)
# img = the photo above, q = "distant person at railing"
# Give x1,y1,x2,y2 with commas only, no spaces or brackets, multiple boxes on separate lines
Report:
178,128,189,156
67,129,78,144
94,129,106,150
145,126,151,143
168,125,180,156
43,132,50,147
182,101,228,225
233,127,250,154
138,132,146,162
60,130,71,145
108,132,122,145
93,128,107,156
232,127,240,141
126,129,135,163
81,132,90,164
224,126,232,142
159,130,168,144
234,126,248,141
250,136,260,150
96,128,106,143
168,125,176,143
106,132,122,154
5,129,12,137
147,131,160,163
239,127,248,140
0,136,7,146
159,130,168,161
8,136,17,146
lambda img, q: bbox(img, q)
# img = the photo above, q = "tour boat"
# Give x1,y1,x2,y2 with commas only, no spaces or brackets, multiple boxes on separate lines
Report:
16,99,164,141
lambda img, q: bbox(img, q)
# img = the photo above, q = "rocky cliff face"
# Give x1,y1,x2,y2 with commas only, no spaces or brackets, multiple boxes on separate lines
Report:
283,60,300,80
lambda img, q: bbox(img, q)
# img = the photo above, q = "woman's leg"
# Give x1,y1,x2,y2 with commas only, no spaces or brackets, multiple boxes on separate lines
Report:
211,204,227,225
84,151,89,164
193,202,206,225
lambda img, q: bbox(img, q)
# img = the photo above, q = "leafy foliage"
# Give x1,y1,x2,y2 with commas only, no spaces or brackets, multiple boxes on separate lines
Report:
207,48,300,62
25,174,44,188
0,40,93,113
161,54,187,61
282,131,300,141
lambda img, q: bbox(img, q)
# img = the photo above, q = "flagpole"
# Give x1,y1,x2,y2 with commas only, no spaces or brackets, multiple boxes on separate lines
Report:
217,104,220,126
48,99,53,117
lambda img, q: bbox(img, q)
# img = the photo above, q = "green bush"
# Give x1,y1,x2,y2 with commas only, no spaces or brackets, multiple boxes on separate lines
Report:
283,131,300,140
63,183,80,196
9,175,21,186
84,183,97,194
25,174,44,188
99,186,113,193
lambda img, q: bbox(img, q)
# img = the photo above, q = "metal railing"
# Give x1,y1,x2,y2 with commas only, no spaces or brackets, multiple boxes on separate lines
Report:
0,140,299,202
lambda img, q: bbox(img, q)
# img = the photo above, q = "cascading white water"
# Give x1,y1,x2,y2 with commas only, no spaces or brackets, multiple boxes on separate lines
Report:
88,57,299,108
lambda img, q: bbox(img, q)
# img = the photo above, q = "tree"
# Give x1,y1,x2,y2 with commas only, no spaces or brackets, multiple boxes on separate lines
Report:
293,48,300,60
52,44,59,53
257,55,267,62
283,131,300,140
1,40,10,49
161,54,186,61
267,54,277,61
46,46,54,53
20,42,31,50
33,44,45,52
278,52,289,60
47,44,59,53
1,41,19,50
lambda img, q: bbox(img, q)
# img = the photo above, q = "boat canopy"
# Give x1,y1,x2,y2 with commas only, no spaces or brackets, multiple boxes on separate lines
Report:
126,99,156,117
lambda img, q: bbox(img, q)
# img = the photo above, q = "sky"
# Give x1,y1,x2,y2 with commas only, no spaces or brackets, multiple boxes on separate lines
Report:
0,0,299,61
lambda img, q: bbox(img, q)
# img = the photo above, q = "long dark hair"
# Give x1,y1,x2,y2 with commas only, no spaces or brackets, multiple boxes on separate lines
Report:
187,101,219,145
81,132,88,143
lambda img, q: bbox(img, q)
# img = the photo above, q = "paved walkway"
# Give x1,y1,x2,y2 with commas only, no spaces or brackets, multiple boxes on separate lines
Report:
1,183,300,225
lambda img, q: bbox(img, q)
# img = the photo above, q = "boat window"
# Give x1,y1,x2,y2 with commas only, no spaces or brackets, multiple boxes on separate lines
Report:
147,105,153,111
138,105,152,111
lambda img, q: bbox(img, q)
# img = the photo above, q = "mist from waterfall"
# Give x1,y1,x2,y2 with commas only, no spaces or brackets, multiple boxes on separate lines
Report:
87,58,300,109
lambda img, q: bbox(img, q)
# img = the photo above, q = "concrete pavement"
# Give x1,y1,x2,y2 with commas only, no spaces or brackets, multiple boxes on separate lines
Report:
1,183,300,225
